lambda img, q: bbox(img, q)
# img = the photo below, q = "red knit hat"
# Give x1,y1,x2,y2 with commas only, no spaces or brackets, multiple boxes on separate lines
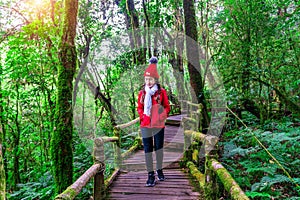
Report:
144,57,159,79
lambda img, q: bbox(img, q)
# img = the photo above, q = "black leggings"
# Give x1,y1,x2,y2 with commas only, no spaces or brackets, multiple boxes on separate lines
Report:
141,128,164,172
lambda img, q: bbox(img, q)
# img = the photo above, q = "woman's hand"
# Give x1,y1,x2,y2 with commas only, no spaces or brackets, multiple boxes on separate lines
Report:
141,114,151,126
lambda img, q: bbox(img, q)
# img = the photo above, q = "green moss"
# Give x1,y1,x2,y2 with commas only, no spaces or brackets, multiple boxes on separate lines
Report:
0,150,5,200
204,158,218,200
209,159,249,200
192,149,199,163
51,39,77,195
55,187,77,200
187,161,205,189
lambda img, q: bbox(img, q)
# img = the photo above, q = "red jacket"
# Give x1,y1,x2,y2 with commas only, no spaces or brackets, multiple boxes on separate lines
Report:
137,88,170,128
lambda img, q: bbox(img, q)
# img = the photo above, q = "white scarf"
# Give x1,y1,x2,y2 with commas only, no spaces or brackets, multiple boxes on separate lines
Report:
144,84,158,116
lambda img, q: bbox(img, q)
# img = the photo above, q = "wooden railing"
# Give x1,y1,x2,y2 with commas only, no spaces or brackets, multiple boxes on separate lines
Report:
55,117,141,200
181,100,203,131
56,100,249,200
181,100,249,200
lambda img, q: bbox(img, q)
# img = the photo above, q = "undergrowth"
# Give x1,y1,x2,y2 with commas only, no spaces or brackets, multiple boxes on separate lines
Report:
7,132,94,200
219,113,300,199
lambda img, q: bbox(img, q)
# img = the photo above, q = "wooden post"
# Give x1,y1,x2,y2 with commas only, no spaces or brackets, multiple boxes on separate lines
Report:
197,104,203,132
93,138,105,200
113,127,121,168
204,155,218,200
182,118,192,164
94,171,104,200
187,101,191,117
203,136,219,200
179,100,187,114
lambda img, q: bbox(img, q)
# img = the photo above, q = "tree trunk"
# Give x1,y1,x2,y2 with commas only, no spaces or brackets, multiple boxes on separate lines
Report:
0,142,4,200
183,0,209,131
241,0,252,95
0,64,6,200
13,84,21,190
85,80,117,126
174,0,186,105
51,0,78,194
126,0,145,64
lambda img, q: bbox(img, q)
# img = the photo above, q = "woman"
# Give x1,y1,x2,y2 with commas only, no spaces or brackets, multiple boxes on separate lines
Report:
137,57,170,187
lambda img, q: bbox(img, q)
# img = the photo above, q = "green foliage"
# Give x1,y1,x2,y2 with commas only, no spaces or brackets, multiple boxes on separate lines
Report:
72,134,94,200
220,116,300,199
1,0,299,199
214,0,300,121
3,28,58,192
245,191,271,199
8,172,55,200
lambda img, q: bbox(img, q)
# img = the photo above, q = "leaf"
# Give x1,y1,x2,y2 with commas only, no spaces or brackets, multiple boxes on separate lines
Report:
246,191,271,198
261,174,291,185
246,166,277,176
252,174,291,192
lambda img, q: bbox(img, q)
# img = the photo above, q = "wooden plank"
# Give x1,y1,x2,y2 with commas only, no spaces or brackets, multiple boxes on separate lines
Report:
105,118,203,199
107,194,199,200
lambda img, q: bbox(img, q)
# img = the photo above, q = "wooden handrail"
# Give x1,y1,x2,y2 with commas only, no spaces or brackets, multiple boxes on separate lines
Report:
186,161,205,188
186,101,202,108
55,163,104,200
115,117,139,129
56,110,249,200
94,136,119,143
209,159,249,200
183,130,249,199
57,135,121,200
121,136,142,159
184,130,218,154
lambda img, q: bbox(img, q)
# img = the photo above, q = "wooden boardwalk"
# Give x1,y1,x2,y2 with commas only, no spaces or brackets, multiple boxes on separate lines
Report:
105,115,203,199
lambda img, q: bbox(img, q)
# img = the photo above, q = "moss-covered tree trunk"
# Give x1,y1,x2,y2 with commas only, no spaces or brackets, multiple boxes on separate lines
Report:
183,0,209,131
51,0,78,194
0,136,4,200
12,84,21,190
0,64,6,200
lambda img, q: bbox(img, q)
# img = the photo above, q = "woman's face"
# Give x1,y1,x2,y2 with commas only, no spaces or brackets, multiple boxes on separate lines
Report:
144,76,156,87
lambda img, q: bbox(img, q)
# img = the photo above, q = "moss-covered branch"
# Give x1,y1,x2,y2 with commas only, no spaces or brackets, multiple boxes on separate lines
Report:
95,136,119,143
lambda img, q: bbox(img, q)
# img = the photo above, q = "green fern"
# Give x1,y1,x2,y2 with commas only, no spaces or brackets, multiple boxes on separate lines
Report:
246,166,278,176
220,118,300,198
245,191,271,199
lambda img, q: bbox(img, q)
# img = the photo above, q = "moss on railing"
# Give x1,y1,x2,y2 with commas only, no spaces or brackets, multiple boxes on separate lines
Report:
54,117,141,200
183,128,249,200
121,136,142,159
208,159,249,200
186,161,205,189
55,164,104,200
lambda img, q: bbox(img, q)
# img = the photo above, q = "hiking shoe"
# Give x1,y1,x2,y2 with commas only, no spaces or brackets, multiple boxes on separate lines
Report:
146,171,156,187
157,169,165,181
